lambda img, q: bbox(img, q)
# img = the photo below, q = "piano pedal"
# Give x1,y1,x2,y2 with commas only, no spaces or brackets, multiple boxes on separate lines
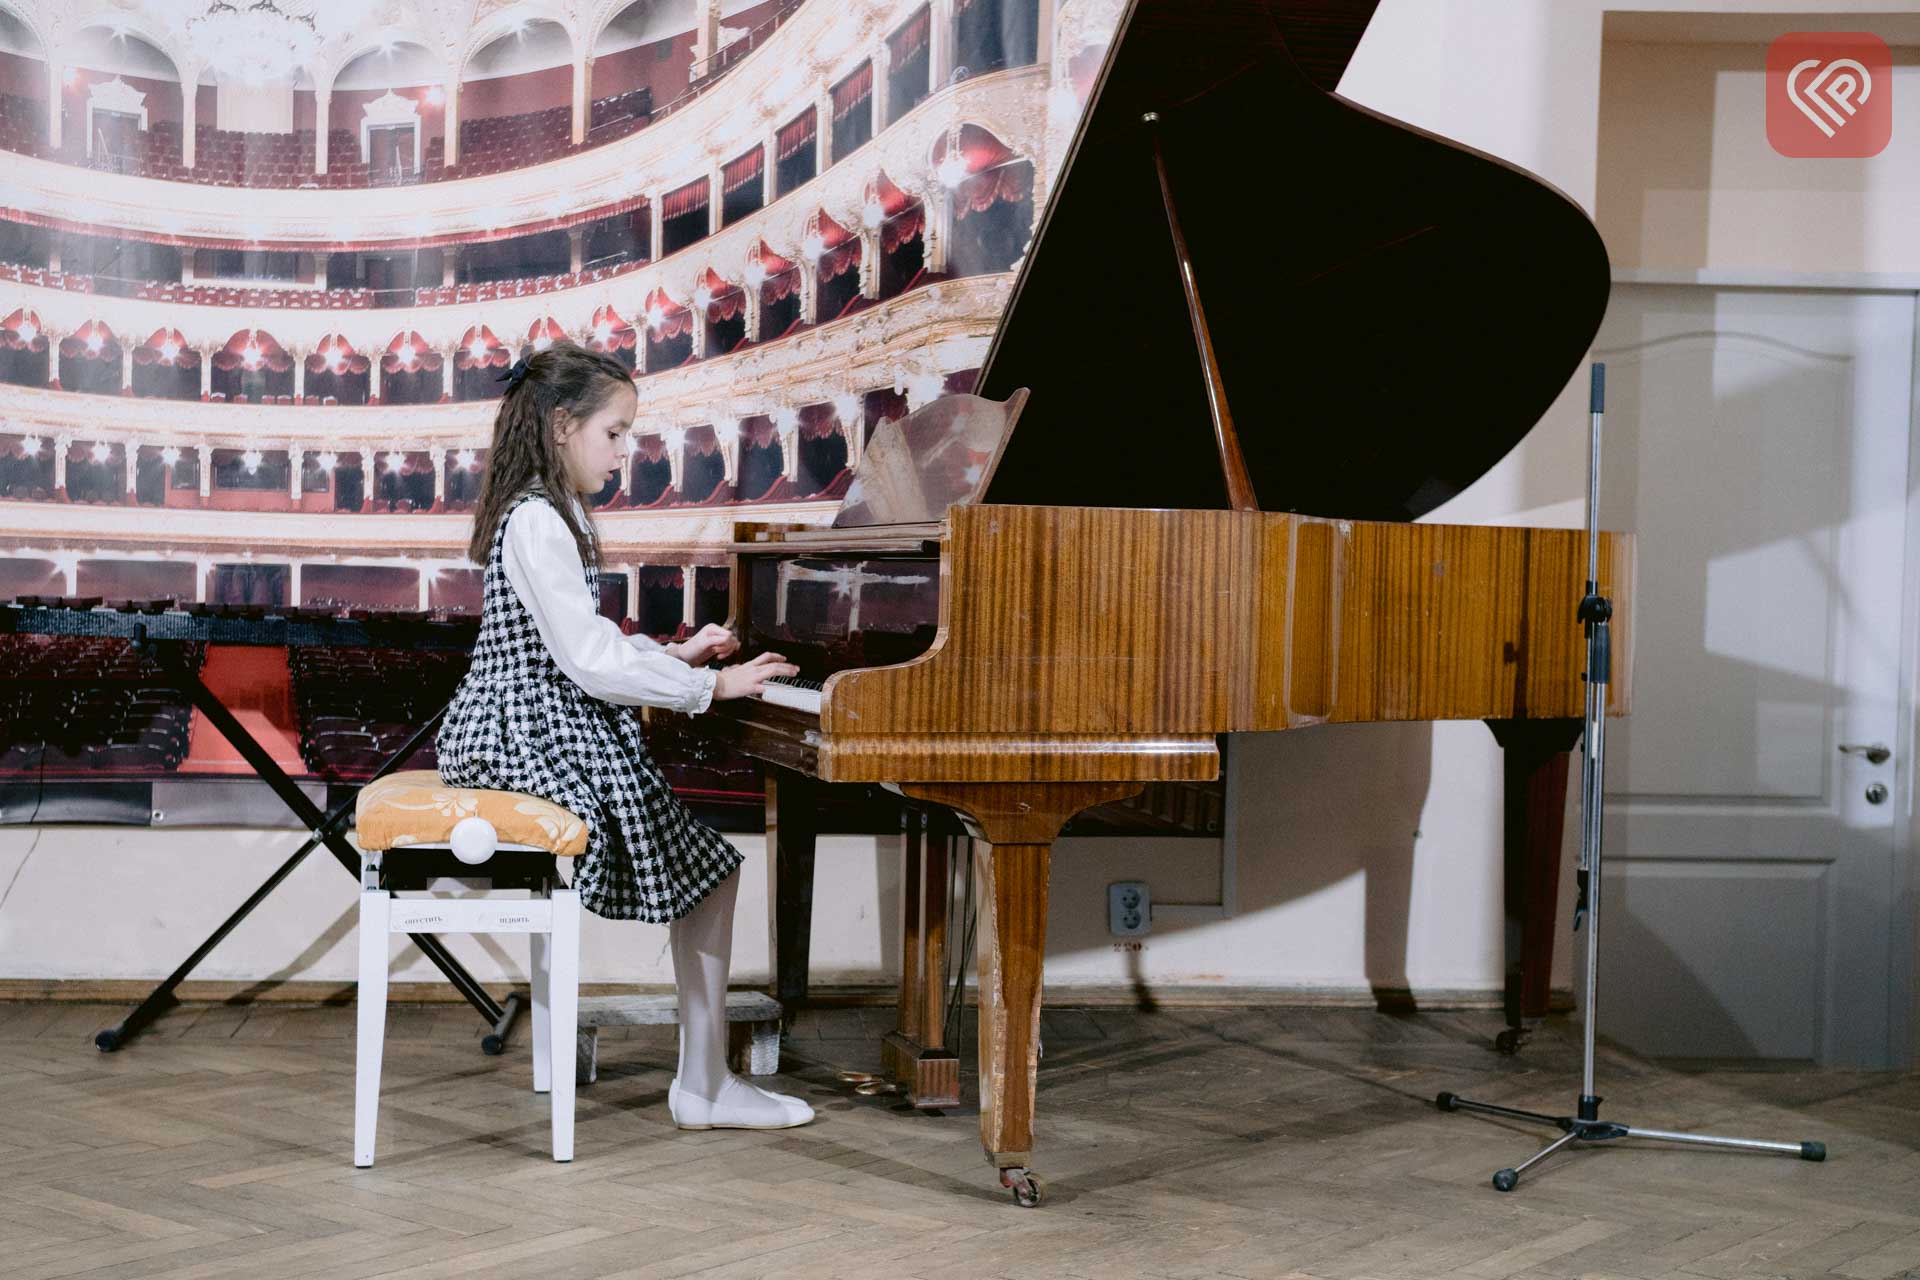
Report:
999,1166,1044,1208
835,1069,903,1098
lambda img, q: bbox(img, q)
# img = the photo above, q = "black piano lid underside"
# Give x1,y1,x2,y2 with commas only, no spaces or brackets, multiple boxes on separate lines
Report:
978,0,1611,521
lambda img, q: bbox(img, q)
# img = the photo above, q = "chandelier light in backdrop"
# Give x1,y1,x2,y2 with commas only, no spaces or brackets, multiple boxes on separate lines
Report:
151,0,379,84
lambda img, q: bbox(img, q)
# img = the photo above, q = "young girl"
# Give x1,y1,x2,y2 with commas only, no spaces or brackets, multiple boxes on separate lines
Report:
436,341,811,1131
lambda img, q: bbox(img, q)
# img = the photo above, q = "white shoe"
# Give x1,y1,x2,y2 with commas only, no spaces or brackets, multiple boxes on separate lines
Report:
669,1074,815,1130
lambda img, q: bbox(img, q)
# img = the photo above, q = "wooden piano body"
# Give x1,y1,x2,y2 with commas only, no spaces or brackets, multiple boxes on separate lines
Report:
693,0,1632,1202
713,483,1631,1188
730,502,1631,782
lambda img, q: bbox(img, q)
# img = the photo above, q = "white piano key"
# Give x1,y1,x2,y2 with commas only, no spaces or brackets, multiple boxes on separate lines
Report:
757,680,823,715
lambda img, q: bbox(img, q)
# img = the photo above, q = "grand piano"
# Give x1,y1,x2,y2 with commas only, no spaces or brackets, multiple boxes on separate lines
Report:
697,0,1632,1205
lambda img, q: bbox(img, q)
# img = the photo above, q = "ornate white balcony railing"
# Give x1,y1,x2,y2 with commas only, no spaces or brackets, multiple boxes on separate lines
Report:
0,63,1042,412
0,0,991,248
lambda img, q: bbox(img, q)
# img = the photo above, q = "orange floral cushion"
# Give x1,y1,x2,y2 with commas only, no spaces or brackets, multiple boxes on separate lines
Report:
354,770,587,856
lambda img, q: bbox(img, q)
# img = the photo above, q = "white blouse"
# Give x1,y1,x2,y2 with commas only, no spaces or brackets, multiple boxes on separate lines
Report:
500,495,718,715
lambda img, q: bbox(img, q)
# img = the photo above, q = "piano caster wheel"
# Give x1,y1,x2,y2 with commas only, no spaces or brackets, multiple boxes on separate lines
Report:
999,1166,1043,1208
1494,1028,1528,1056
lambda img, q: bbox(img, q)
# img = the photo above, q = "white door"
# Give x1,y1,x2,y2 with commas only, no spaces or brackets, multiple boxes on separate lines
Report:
1594,284,1913,1068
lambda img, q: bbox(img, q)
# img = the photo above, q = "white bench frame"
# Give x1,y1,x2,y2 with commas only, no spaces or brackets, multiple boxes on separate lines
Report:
355,842,579,1166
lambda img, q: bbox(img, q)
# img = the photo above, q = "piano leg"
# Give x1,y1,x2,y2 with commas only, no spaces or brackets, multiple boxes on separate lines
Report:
764,769,818,1013
881,810,962,1107
973,835,1051,1201
1486,719,1584,1054
901,781,1142,1207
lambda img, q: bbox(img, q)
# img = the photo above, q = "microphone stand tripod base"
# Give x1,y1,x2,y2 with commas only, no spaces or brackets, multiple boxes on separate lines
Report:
1434,1090,1825,1192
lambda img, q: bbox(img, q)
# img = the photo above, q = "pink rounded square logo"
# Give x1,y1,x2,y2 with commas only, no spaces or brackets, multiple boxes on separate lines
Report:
1767,32,1892,158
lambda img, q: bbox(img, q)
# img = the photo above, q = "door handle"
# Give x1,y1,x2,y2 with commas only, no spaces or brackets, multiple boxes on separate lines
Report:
1839,742,1892,765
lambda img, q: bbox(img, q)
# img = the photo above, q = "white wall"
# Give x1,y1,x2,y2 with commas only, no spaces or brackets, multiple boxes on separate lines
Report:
7,0,1918,1001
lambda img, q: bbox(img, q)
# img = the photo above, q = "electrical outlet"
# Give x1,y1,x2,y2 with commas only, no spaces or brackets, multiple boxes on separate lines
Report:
1108,880,1150,937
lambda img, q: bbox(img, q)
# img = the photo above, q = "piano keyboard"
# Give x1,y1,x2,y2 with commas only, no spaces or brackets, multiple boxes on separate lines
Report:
758,675,823,715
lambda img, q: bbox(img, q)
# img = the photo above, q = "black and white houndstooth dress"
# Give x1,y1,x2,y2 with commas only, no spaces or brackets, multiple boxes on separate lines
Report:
435,490,742,921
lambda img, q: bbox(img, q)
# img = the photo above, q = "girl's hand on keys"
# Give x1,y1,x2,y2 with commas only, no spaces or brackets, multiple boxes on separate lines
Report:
713,652,801,701
671,622,739,668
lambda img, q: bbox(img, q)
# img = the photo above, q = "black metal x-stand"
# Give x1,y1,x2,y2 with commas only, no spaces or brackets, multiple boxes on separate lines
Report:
1437,363,1826,1191
93,629,519,1054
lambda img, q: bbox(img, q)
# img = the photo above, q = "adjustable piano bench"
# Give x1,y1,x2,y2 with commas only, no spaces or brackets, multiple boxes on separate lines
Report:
574,991,784,1085
351,770,587,1166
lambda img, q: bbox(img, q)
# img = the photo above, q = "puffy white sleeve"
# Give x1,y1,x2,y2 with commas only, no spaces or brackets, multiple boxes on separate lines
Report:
501,501,717,714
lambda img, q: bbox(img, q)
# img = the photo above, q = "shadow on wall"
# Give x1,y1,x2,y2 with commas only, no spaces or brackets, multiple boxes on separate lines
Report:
1047,720,1435,1008
1593,884,1765,1060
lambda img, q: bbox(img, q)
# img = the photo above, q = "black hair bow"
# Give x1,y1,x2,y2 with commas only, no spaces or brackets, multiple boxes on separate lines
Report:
495,354,531,391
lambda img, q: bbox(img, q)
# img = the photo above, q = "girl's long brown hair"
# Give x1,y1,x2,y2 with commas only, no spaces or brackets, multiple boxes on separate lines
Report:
465,341,634,566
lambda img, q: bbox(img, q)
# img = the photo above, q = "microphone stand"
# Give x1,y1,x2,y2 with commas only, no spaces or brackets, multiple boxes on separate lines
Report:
1437,363,1828,1191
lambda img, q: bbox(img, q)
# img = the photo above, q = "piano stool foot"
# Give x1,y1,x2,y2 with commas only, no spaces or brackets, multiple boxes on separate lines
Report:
1495,1026,1532,1056
998,1166,1044,1208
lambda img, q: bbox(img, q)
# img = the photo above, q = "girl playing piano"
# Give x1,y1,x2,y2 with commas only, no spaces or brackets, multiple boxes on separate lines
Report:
436,341,811,1131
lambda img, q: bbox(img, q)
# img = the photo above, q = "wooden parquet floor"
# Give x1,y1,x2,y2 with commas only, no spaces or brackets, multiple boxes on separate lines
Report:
0,999,1914,1280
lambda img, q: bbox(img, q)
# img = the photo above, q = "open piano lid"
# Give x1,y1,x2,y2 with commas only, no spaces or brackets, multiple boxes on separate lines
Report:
974,0,1612,521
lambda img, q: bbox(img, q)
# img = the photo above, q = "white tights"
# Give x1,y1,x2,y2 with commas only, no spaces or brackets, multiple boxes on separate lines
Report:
669,867,739,1099
667,868,812,1127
